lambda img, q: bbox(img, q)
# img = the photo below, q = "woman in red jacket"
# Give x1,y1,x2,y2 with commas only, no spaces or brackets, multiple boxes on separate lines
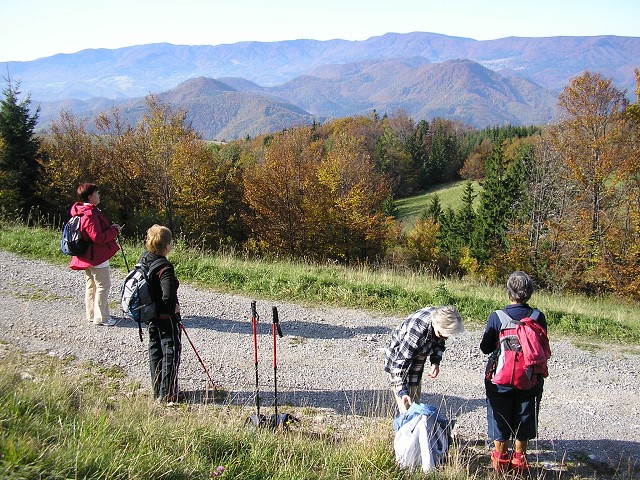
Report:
69,183,122,326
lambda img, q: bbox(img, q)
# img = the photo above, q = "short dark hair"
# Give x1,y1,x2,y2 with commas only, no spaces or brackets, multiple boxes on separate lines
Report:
506,271,534,303
77,183,98,202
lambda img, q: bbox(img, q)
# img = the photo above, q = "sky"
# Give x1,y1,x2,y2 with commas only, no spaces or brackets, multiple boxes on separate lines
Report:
1,0,639,63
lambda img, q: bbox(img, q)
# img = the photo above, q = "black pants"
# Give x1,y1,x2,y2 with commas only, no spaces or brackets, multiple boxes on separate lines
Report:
485,379,543,441
148,317,182,401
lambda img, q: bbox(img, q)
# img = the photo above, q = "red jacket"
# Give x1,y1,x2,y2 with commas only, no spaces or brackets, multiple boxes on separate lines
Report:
69,202,119,270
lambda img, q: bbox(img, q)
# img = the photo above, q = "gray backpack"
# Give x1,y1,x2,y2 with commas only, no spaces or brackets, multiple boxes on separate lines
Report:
120,258,169,341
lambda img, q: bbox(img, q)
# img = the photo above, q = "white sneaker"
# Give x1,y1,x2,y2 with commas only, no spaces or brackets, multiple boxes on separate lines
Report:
97,317,118,326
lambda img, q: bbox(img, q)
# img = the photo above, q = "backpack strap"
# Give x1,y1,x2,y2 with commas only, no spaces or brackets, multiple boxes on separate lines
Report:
496,309,540,327
495,310,519,329
149,258,172,320
135,258,171,341
147,257,170,275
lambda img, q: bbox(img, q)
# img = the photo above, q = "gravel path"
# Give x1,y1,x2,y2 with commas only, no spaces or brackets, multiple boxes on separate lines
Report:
1,249,639,477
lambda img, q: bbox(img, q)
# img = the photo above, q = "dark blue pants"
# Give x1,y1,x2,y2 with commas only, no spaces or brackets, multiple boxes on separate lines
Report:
486,379,543,441
149,317,182,401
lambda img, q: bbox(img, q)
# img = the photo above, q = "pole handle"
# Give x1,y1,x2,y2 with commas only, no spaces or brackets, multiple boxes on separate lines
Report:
251,301,258,364
272,306,283,337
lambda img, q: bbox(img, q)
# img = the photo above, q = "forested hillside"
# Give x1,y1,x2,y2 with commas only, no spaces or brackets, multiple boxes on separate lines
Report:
2,69,640,299
34,58,557,140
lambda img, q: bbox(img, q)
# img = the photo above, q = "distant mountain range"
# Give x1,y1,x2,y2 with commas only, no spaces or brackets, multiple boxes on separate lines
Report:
6,32,639,140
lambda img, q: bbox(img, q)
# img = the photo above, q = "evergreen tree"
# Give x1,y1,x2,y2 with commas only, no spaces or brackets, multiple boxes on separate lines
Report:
472,144,525,263
437,206,460,261
410,120,429,188
382,193,398,218
422,194,442,222
424,123,448,185
0,79,42,217
457,181,477,245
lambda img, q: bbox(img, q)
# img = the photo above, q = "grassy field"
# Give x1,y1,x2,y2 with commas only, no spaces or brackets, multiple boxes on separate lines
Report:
394,180,481,231
1,221,639,479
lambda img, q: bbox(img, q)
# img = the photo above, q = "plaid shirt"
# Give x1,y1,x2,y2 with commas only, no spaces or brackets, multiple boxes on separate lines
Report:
384,307,446,396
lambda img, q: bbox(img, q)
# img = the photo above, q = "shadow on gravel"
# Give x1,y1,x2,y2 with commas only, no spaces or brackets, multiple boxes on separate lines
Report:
543,439,640,479
452,438,639,480
179,386,485,419
115,315,392,340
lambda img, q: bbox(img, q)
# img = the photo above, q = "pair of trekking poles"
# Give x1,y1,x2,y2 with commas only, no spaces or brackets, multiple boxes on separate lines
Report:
247,300,297,429
116,237,217,393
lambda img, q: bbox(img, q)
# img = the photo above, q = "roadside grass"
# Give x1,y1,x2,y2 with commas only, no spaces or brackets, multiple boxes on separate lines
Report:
0,345,475,480
1,222,638,344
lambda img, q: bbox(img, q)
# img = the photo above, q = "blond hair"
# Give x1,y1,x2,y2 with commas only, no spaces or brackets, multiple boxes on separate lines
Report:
145,224,173,255
431,305,464,336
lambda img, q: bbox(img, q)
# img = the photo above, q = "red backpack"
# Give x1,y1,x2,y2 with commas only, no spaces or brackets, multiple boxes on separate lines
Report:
488,309,551,389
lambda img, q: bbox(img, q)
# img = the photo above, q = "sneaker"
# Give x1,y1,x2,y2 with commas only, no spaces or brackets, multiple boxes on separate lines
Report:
511,451,530,472
97,317,118,326
491,449,511,473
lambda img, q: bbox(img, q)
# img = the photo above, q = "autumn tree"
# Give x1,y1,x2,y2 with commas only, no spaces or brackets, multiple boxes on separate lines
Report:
515,133,572,287
87,109,151,229
549,71,634,292
168,140,245,248
406,217,441,270
243,127,321,257
312,132,394,263
459,138,491,180
135,96,204,233
39,111,99,219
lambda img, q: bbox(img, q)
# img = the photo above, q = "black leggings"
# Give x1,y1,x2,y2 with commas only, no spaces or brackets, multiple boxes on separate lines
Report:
148,318,182,401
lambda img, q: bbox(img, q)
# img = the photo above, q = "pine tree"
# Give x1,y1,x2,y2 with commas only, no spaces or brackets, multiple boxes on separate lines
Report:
472,144,525,263
457,181,477,245
422,194,442,222
437,206,460,260
0,79,42,217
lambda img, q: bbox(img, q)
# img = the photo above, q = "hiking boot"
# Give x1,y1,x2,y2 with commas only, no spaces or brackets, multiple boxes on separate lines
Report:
491,450,511,473
511,451,530,472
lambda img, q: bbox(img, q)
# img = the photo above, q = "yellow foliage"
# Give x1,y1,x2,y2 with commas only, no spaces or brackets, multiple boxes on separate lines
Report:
406,218,440,269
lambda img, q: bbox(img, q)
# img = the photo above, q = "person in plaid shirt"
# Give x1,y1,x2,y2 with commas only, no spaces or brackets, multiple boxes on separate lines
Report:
385,305,464,412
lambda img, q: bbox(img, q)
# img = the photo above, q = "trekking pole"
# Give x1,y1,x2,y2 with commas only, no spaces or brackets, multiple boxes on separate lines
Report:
272,306,283,420
269,306,297,429
179,322,217,392
115,236,130,271
246,301,266,427
252,300,261,418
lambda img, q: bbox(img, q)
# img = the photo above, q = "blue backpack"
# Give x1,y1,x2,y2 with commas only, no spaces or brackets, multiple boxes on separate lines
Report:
61,214,90,256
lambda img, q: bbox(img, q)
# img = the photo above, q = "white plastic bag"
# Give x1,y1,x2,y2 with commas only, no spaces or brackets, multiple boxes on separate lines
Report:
394,413,448,473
